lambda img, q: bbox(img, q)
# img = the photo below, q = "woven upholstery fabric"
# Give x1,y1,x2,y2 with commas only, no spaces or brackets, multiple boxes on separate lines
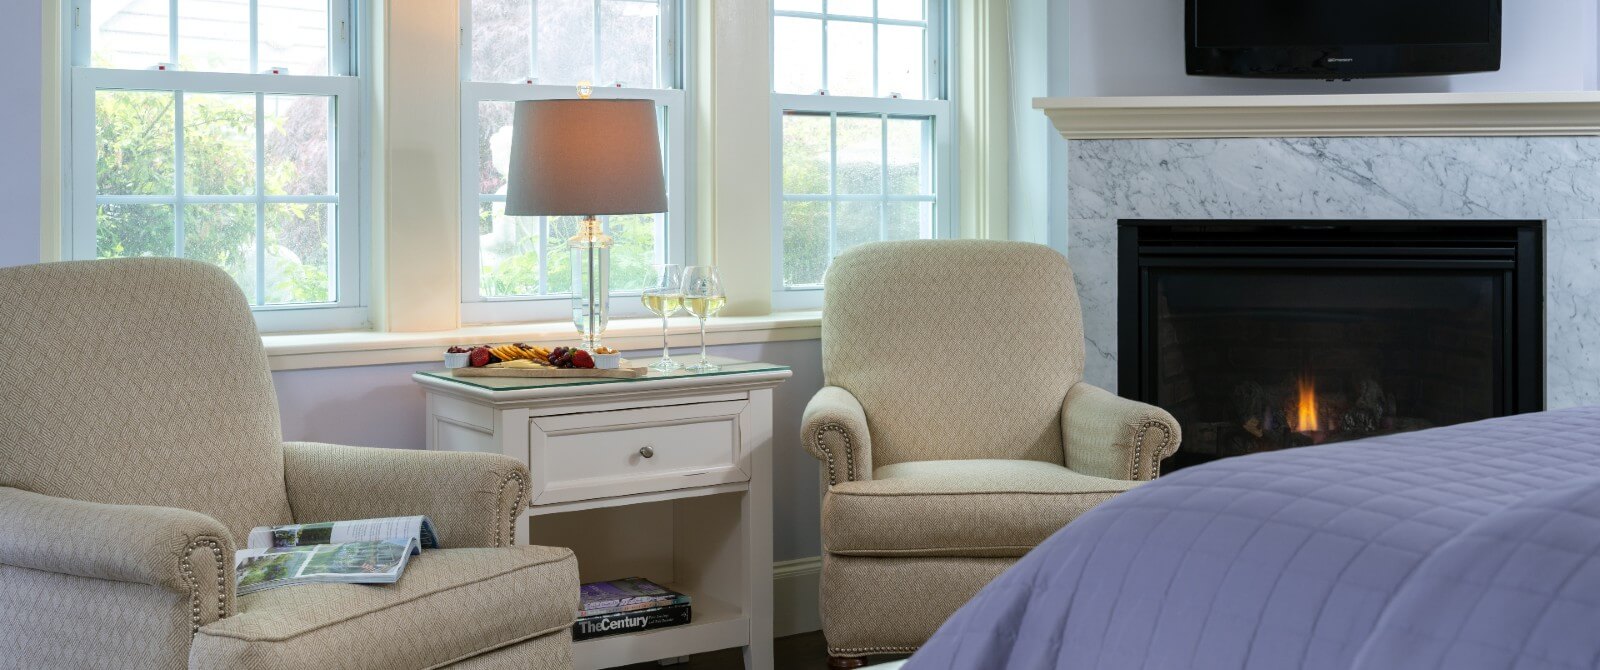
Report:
190,546,577,669
0,258,293,543
821,554,1013,658
283,442,528,549
0,565,196,670
907,407,1600,670
801,386,874,484
0,487,234,621
821,240,1085,467
446,631,571,670
823,460,1137,557
1063,382,1181,482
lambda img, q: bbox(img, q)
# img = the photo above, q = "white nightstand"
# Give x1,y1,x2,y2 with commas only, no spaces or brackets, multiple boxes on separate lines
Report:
413,358,792,670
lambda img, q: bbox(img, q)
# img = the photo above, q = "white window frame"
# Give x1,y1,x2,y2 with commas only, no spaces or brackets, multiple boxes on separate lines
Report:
770,0,954,310
458,0,690,325
64,0,369,333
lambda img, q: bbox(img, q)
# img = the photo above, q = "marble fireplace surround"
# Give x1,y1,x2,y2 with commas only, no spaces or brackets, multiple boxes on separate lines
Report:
1036,93,1600,408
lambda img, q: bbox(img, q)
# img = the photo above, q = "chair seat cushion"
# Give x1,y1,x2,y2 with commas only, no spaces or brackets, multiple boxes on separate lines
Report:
822,460,1139,558
190,546,577,670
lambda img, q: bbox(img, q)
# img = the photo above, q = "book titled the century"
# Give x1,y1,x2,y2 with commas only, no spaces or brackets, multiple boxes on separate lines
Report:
573,603,692,641
233,516,439,595
574,577,692,640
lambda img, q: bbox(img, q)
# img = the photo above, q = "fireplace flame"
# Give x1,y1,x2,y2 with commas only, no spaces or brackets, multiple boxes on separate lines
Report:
1296,376,1320,433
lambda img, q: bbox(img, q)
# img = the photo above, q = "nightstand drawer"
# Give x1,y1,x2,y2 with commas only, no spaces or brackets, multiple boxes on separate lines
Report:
529,400,749,505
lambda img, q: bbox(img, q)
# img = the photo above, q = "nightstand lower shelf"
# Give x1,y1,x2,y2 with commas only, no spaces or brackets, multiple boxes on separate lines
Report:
575,592,749,669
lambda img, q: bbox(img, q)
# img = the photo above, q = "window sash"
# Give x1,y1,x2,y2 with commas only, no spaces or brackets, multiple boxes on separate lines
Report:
457,83,689,325
463,0,682,88
771,0,945,100
68,67,367,331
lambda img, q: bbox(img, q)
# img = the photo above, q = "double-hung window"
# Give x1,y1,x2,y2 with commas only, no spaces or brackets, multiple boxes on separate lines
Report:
771,0,951,301
460,0,687,324
68,0,366,332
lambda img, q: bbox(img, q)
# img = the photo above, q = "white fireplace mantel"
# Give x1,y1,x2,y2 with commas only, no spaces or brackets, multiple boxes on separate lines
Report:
1034,92,1600,140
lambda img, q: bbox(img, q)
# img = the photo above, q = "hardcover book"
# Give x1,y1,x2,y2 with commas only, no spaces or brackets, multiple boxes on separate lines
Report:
578,577,692,617
572,603,692,641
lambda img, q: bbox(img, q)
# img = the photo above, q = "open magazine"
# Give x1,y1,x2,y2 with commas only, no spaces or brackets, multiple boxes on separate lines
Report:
234,516,439,595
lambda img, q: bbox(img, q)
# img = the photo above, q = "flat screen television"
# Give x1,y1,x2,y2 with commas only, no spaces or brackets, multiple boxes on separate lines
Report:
1187,0,1502,79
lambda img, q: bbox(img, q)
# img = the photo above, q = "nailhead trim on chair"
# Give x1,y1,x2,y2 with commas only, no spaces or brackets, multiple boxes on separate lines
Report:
1131,420,1174,481
495,470,529,547
179,536,228,633
829,644,921,656
814,423,858,486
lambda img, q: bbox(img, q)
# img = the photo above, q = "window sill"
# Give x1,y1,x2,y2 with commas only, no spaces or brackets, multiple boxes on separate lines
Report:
262,310,823,371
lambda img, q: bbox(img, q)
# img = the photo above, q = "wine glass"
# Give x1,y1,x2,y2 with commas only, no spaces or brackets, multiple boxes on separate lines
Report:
679,266,726,371
641,264,684,372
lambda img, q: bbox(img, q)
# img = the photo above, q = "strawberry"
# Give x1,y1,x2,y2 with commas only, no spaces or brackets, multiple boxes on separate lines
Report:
469,347,492,367
571,350,595,369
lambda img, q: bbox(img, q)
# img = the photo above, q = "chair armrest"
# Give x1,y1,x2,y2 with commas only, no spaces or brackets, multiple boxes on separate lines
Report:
801,386,873,486
1062,382,1183,482
0,486,235,630
282,442,528,548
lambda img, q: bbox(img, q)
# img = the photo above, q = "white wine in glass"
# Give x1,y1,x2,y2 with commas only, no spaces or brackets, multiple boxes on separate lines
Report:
680,266,725,371
642,264,684,372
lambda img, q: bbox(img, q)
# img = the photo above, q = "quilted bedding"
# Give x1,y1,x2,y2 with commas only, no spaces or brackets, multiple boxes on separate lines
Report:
906,407,1600,670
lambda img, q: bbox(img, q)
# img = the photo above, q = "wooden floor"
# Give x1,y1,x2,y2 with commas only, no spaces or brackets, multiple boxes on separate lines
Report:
616,632,909,670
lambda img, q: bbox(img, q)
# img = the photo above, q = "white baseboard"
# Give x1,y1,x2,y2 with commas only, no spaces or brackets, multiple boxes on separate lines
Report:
773,555,822,637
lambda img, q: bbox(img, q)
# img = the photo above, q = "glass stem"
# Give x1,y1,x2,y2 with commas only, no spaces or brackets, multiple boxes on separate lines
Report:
698,317,708,365
660,314,670,361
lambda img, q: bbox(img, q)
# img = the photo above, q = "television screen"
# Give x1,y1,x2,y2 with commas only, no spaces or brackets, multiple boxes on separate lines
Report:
1187,0,1501,78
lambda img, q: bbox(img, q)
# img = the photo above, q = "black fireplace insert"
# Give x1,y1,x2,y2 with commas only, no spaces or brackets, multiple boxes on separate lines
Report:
1118,220,1544,473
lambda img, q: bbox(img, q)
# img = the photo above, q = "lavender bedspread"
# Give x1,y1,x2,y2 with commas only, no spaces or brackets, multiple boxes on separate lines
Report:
907,407,1600,670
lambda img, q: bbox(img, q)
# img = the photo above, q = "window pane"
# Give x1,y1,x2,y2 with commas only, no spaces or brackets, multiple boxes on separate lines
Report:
265,203,334,304
835,200,879,253
544,216,581,294
478,201,542,297
782,200,828,287
97,90,175,195
264,95,332,196
536,0,597,85
92,0,171,68
473,0,533,82
886,117,931,195
773,17,823,94
184,203,258,301
825,21,874,97
97,204,174,258
835,115,881,195
478,102,516,196
599,0,659,88
607,213,662,291
258,0,331,76
774,0,821,11
828,0,872,18
185,93,257,195
878,24,925,99
179,0,252,72
879,0,924,21
886,201,933,241
782,113,831,195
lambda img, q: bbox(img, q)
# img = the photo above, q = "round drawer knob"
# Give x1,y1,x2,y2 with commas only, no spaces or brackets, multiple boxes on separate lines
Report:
639,446,655,459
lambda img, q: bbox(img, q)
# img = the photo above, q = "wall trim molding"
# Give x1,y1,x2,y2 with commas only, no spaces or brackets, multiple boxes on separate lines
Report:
773,555,822,638
1034,91,1600,140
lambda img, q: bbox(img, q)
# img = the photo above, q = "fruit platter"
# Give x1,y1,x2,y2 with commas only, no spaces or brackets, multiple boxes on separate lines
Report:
444,344,646,379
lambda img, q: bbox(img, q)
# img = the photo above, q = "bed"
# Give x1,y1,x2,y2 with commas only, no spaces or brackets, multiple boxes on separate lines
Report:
905,407,1600,669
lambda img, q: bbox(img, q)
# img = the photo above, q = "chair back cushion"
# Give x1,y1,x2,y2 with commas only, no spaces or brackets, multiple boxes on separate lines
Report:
0,258,293,542
822,240,1085,467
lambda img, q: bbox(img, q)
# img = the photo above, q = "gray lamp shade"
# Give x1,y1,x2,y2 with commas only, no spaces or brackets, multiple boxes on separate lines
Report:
504,98,668,217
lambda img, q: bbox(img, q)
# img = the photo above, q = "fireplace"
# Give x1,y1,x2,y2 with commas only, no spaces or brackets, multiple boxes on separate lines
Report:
1118,221,1544,473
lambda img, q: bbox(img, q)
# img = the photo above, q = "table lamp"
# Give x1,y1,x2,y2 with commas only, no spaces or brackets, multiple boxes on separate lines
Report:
505,95,667,351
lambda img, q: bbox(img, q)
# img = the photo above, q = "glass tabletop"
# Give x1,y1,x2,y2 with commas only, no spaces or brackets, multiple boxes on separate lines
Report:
416,356,790,392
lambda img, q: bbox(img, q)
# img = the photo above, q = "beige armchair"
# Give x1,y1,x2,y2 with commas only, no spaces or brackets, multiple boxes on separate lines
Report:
0,259,577,670
800,240,1181,665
